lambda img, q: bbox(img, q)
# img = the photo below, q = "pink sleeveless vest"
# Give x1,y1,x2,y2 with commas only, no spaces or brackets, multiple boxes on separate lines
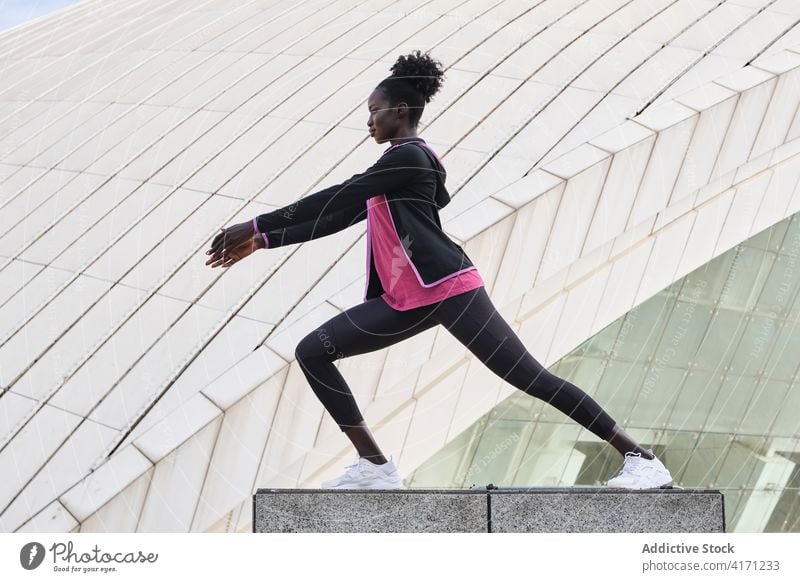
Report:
366,192,484,311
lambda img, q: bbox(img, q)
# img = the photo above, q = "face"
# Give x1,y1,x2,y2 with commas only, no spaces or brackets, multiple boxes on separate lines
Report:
367,88,407,143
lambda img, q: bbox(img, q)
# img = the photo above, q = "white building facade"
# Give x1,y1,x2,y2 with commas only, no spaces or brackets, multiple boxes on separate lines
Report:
1,0,799,532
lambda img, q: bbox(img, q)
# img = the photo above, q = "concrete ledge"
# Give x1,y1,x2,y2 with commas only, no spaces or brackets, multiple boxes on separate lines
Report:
253,487,725,533
487,487,725,533
254,489,487,533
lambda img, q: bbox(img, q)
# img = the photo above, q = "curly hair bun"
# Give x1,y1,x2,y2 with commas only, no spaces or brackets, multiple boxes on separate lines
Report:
389,50,445,103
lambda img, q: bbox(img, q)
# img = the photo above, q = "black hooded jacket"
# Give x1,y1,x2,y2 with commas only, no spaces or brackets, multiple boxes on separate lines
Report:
253,137,477,301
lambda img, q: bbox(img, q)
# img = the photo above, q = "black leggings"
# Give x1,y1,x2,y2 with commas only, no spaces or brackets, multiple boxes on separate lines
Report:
294,286,617,441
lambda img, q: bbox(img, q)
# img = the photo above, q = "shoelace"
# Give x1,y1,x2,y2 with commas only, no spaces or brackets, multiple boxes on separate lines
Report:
342,458,365,479
340,457,394,479
617,451,644,476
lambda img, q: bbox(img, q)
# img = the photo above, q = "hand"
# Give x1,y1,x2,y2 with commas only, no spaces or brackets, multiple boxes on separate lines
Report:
205,220,265,268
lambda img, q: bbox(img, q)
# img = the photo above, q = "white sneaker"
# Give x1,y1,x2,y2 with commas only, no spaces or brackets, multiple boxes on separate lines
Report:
607,449,673,489
320,455,403,489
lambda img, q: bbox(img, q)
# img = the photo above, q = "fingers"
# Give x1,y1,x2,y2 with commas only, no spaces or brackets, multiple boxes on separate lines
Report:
205,223,259,268
206,223,253,257
205,246,224,266
207,255,237,268
221,251,240,268
207,228,226,256
205,228,233,266
205,243,246,268
207,247,233,267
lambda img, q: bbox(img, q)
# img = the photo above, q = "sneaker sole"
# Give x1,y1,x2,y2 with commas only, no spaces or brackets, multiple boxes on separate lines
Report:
320,478,403,489
607,479,674,490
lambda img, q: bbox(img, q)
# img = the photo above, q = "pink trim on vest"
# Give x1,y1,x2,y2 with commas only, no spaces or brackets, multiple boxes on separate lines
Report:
381,139,444,168
364,203,373,302
252,216,269,248
414,141,446,169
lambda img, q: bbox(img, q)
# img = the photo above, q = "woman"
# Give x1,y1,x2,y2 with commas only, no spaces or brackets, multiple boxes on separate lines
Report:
205,51,673,490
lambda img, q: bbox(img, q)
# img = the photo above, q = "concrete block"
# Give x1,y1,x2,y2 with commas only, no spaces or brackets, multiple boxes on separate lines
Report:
254,489,487,533
253,487,725,533
488,487,725,533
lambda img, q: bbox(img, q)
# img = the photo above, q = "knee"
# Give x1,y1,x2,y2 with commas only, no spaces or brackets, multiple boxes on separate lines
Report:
295,328,337,363
294,334,317,363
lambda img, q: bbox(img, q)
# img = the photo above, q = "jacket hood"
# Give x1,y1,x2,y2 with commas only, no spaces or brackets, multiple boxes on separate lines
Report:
395,139,451,210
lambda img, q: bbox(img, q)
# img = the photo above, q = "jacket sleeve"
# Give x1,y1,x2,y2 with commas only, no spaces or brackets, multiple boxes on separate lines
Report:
256,201,367,248
253,144,426,241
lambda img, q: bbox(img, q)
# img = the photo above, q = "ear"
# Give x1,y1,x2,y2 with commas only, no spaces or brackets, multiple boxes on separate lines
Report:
395,101,409,119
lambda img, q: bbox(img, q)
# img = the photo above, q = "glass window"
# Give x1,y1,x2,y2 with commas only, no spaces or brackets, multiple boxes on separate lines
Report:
411,213,800,532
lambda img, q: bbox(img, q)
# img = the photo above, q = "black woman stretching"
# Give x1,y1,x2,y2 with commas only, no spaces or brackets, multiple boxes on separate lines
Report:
205,51,672,490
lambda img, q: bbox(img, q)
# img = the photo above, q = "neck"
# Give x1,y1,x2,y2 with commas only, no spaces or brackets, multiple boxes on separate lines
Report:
389,131,421,147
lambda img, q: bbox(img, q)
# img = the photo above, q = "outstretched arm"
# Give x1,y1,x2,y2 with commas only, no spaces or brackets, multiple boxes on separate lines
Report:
205,143,428,268
204,201,368,268
254,143,425,233
257,200,367,249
